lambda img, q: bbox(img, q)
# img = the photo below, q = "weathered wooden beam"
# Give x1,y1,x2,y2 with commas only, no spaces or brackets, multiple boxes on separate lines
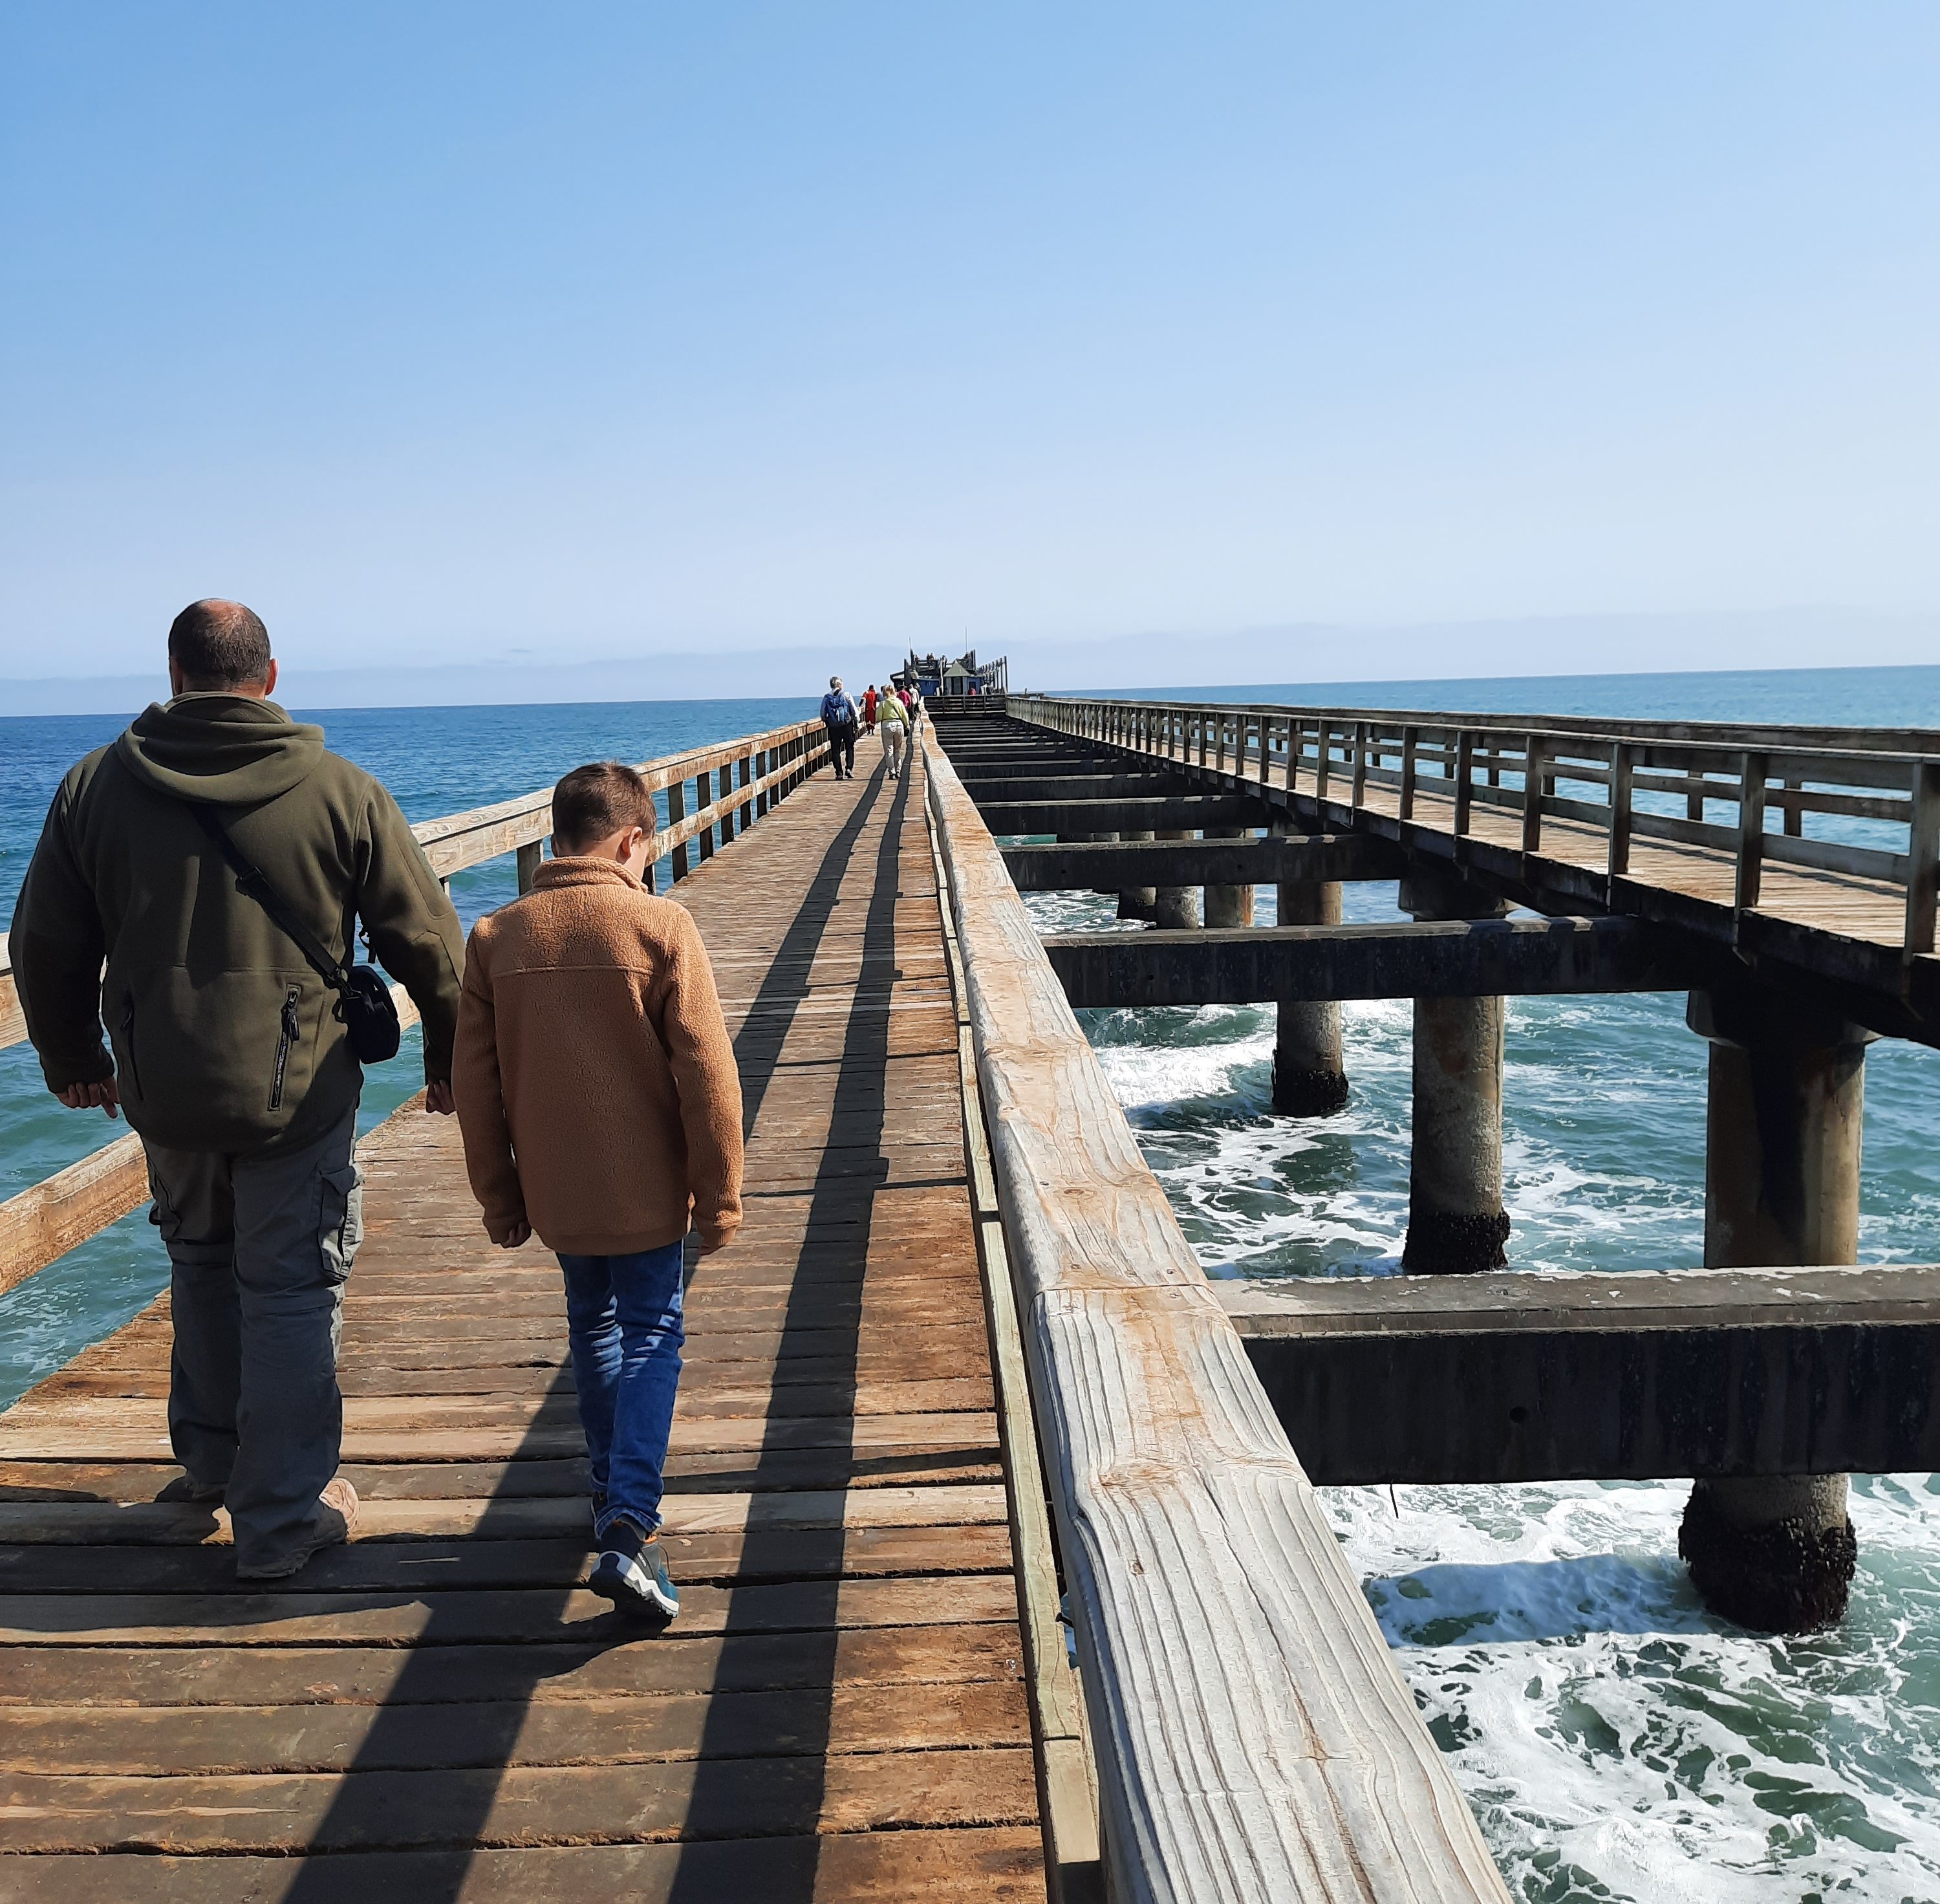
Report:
1043,914,1708,1006
923,734,1510,1904
1222,1266,1940,1485
0,1134,148,1300
959,775,1176,801
1000,834,1401,891
975,795,1266,835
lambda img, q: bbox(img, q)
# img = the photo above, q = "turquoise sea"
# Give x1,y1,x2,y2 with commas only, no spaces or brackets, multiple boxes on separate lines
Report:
6,664,1940,1902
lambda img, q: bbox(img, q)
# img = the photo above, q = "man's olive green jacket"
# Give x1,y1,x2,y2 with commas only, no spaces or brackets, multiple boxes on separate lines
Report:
14,693,465,1154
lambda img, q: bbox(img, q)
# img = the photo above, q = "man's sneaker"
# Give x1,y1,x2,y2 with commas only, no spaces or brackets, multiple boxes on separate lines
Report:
155,1473,226,1504
236,1477,359,1581
590,1519,678,1621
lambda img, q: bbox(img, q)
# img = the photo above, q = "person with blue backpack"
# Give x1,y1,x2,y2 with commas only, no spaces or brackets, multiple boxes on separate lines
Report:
819,676,859,781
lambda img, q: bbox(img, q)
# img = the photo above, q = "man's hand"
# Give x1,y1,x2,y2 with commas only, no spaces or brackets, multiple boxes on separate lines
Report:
488,1216,532,1249
424,1079,455,1115
55,1077,120,1120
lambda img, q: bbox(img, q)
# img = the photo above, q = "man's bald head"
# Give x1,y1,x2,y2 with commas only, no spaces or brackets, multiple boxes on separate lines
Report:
168,599,273,693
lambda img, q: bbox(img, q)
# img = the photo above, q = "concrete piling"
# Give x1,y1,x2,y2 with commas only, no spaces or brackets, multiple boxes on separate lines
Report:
1399,869,1510,1272
1151,829,1202,930
1202,827,1254,927
1117,829,1157,920
1679,986,1871,1632
1273,872,1348,1116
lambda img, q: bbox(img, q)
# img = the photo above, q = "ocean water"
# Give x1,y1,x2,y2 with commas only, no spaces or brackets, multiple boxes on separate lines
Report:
0,695,808,1400
6,667,1940,1899
1013,663,1940,1904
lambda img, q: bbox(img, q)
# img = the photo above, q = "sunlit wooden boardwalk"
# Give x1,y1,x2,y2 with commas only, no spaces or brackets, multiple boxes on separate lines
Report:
0,750,1050,1900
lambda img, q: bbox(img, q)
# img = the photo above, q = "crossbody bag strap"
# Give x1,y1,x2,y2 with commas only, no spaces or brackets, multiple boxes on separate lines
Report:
187,805,354,999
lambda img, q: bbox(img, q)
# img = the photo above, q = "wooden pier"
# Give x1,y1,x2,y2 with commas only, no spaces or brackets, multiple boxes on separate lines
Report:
10,684,1939,1898
0,737,1077,1900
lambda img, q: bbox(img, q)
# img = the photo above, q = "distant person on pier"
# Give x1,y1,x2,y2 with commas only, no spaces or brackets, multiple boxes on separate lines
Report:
877,678,910,781
12,598,465,1581
862,684,878,734
819,675,859,781
452,761,744,1625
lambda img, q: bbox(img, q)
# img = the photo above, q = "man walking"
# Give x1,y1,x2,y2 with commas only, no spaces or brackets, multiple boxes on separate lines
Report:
819,675,859,780
12,599,465,1580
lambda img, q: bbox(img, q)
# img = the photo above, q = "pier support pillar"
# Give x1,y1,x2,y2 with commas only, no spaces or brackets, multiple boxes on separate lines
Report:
1400,868,1509,1272
1152,830,1202,931
1090,831,1121,897
1273,836,1348,1114
1117,830,1157,921
1202,827,1254,928
1679,987,1871,1632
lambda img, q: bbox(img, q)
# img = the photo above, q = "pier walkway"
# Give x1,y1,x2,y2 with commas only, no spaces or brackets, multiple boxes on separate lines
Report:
0,752,1049,1900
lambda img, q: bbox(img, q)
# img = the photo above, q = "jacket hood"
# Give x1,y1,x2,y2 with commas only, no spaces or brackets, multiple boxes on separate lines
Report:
114,695,327,805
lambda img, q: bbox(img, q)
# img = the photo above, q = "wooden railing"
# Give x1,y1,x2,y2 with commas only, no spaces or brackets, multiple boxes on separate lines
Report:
0,718,828,1297
1016,693,1940,955
923,726,1509,1903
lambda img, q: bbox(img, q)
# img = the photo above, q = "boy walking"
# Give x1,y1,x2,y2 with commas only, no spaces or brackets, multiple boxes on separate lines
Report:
453,763,743,1621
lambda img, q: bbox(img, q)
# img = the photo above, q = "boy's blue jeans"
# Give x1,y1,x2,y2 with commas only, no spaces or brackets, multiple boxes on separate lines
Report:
557,1241,685,1541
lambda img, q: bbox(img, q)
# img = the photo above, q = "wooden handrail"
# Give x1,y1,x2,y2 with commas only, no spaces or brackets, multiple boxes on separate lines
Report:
0,716,829,1295
922,726,1509,1902
1015,693,1940,955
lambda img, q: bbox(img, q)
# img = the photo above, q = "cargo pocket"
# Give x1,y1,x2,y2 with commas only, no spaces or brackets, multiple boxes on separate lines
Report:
319,1160,365,1285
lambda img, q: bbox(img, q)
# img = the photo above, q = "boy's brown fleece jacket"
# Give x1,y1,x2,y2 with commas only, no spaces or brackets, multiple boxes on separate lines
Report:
452,857,743,1256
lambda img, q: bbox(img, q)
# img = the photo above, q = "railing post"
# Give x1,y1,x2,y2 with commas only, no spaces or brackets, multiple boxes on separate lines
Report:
1608,742,1634,888
1736,751,1767,916
696,772,715,863
1350,721,1367,810
667,777,689,880
516,840,541,895
1314,723,1331,804
1906,762,1940,954
1521,733,1544,855
1452,731,1473,841
1399,726,1418,821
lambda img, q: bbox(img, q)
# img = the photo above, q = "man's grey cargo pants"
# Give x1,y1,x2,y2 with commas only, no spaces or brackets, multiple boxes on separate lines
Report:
143,1105,362,1575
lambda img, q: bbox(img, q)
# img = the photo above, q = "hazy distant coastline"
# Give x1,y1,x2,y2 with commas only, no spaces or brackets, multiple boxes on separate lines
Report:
4,607,1936,718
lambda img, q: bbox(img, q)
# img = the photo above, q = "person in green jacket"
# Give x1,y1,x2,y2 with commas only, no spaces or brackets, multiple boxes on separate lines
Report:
12,599,466,1579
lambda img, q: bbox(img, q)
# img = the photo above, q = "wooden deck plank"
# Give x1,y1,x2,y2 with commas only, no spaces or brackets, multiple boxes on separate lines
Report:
0,753,1045,1899
0,1828,1050,1903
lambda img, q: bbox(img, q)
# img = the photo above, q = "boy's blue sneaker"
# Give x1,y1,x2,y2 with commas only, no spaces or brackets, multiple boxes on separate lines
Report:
590,1519,678,1622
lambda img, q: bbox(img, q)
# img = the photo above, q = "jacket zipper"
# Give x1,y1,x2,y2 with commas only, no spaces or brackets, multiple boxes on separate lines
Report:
120,997,143,1099
270,986,301,1110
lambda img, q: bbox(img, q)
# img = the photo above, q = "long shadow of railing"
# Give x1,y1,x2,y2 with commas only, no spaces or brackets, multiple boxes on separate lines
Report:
274,764,900,1894
277,768,899,1896
666,763,908,1898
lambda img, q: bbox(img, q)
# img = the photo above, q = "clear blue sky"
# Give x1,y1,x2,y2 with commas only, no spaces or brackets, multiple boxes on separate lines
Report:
2,3,1936,685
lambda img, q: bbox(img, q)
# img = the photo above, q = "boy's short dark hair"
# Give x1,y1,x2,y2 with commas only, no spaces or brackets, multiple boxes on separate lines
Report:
168,598,272,689
552,762,655,852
